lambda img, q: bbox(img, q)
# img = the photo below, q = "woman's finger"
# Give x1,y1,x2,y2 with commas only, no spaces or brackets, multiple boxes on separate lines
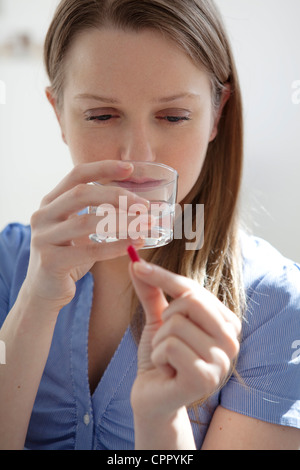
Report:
158,296,240,359
40,160,135,207
152,313,215,360
151,336,229,403
129,262,169,326
132,261,193,299
152,309,239,363
132,261,241,337
35,183,149,227
35,213,101,246
36,237,145,273
37,211,154,247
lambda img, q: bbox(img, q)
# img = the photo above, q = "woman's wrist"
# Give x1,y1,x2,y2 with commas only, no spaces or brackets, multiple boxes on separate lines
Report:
17,280,63,324
133,406,196,450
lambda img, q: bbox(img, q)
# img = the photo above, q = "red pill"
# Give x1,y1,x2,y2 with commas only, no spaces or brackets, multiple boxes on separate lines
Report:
127,245,141,263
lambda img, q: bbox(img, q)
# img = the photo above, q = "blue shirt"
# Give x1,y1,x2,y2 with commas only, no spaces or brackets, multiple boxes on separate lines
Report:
0,223,299,450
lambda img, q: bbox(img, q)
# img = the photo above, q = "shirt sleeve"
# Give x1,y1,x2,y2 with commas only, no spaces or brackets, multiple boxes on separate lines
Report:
0,223,31,327
220,242,300,429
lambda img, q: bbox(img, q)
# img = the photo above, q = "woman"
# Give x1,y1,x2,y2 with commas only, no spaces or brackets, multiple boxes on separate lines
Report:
0,0,299,450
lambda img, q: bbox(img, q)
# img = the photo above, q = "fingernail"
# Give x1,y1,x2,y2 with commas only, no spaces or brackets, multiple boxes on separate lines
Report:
118,161,134,170
133,261,153,274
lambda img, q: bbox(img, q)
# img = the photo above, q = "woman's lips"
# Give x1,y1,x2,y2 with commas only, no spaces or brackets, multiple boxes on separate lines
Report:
114,178,165,189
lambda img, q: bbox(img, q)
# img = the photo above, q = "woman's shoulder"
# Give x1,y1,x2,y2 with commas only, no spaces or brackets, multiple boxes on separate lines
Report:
0,223,32,324
239,230,300,331
1,221,31,240
218,232,300,430
0,223,31,281
0,222,31,254
240,230,300,294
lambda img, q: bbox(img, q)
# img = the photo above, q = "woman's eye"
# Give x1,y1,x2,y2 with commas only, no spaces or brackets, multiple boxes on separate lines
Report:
86,114,114,122
84,108,120,123
166,116,190,123
157,115,191,124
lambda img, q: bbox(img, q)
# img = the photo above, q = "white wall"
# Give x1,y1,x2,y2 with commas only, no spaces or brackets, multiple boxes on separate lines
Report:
215,0,300,263
0,0,299,262
0,0,72,228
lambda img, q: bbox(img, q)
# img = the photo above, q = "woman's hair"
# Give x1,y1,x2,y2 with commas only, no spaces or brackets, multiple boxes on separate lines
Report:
44,0,245,404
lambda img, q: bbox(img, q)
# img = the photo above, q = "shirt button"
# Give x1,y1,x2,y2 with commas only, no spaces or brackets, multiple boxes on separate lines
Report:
83,413,90,426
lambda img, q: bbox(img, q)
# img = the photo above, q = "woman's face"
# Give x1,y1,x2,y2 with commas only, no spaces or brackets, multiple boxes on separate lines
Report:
50,28,220,203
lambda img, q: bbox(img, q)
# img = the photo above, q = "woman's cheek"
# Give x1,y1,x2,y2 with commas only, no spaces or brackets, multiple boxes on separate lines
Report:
67,132,115,165
175,148,208,202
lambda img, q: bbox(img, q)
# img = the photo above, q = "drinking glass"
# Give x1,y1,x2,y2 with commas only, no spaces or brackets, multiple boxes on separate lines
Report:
89,161,178,249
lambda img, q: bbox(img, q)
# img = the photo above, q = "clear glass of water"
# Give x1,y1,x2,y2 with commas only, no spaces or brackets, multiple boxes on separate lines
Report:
89,161,178,249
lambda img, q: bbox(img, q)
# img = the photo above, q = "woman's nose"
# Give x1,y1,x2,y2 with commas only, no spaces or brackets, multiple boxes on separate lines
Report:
120,125,156,162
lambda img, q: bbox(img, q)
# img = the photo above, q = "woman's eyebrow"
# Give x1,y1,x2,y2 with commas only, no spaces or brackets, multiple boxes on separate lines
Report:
74,93,121,104
154,92,201,103
74,92,201,104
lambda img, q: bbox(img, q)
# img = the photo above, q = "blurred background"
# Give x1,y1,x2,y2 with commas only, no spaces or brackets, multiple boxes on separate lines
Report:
0,0,299,262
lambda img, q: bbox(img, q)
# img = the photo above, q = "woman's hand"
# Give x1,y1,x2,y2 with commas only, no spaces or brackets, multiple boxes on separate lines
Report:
129,259,241,439
23,160,147,313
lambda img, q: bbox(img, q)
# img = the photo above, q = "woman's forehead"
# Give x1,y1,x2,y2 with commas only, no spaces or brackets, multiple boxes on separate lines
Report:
63,27,212,101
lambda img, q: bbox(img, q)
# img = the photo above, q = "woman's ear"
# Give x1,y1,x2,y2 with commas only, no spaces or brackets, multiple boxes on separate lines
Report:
209,83,231,142
45,87,67,144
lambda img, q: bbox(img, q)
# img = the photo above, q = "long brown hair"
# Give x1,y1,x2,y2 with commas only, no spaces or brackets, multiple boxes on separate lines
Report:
44,0,245,400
